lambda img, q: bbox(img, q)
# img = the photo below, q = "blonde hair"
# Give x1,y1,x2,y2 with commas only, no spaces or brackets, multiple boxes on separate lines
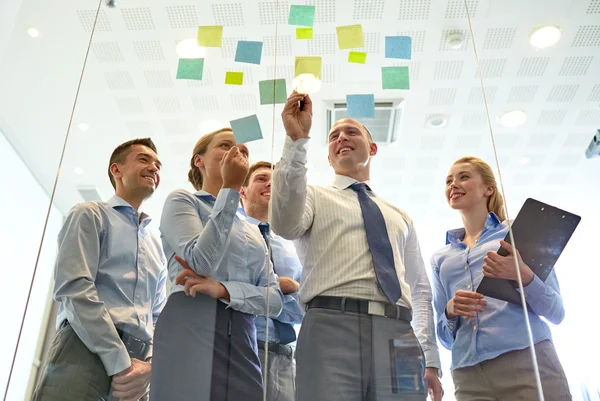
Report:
453,156,507,221
188,128,232,191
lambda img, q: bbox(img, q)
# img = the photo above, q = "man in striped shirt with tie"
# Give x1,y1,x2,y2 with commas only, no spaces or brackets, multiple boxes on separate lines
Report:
270,91,443,401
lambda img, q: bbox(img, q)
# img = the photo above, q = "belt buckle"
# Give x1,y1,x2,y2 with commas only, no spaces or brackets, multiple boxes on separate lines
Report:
367,301,385,316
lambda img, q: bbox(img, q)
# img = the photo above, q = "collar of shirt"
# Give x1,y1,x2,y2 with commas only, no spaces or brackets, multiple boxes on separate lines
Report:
445,212,501,245
107,195,151,227
331,174,372,191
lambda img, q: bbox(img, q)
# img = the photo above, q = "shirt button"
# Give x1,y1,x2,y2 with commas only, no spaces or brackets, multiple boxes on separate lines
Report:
464,266,468,270
467,284,471,289
473,325,477,331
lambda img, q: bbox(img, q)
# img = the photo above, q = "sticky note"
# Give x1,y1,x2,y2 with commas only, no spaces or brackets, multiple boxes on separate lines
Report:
348,51,367,64
385,36,412,60
234,41,263,65
176,58,204,80
225,72,244,85
296,27,313,40
197,26,223,47
288,5,315,26
336,24,364,50
382,66,410,90
259,79,287,105
295,56,322,79
346,94,375,119
230,114,263,144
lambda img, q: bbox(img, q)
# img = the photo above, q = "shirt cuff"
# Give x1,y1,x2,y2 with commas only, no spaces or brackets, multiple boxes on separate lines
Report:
99,342,131,376
220,281,244,311
214,188,241,215
424,349,442,370
522,274,546,299
282,136,309,164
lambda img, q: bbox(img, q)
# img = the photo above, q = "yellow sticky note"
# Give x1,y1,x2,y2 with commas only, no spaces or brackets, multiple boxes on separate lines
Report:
348,51,367,64
225,72,244,85
296,27,313,40
295,56,322,80
336,24,364,50
198,25,223,47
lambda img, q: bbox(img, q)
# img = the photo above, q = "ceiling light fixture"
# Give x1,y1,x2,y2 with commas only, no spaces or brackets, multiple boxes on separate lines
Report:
199,119,225,134
27,27,40,38
74,167,84,175
498,110,527,128
426,115,448,129
176,39,206,59
529,26,561,49
77,123,89,131
292,73,322,95
446,32,465,50
519,157,530,165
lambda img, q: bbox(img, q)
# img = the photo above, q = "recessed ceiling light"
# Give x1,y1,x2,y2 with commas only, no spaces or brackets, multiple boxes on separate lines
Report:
519,157,530,165
77,123,89,131
176,39,206,59
74,167,84,175
199,119,224,134
498,110,527,128
529,26,561,49
292,73,322,95
27,27,39,38
446,32,465,50
426,115,448,129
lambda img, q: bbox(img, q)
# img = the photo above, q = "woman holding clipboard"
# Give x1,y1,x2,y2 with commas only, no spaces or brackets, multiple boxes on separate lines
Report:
431,156,571,400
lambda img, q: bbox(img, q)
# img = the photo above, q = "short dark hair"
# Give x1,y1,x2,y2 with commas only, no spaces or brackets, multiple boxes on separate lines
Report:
108,138,157,189
243,161,273,187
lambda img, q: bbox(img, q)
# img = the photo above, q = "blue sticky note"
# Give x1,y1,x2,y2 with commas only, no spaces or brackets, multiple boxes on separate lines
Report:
230,114,263,144
346,94,375,119
385,36,412,60
235,41,263,65
288,5,316,27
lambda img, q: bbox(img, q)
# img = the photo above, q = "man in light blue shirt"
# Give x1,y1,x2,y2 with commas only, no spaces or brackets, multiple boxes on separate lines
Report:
33,138,167,401
241,161,304,401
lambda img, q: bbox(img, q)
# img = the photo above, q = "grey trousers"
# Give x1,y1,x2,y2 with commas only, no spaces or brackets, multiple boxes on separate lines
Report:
295,308,426,401
32,324,111,401
258,347,296,401
452,340,572,401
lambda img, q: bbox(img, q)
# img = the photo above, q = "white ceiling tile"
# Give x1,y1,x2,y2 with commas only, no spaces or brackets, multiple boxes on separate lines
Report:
396,31,426,52
571,25,600,47
537,110,567,126
494,134,519,148
221,37,246,59
263,35,293,57
544,173,570,186
527,133,556,148
382,157,405,170
161,120,189,135
512,173,537,186
416,156,440,170
212,3,245,26
433,60,463,80
165,5,198,29
409,192,432,204
575,109,600,126
306,0,336,23
104,71,135,90
559,56,594,76
468,86,497,104
133,40,165,62
588,84,600,101
456,134,483,149
92,42,124,63
391,61,421,81
262,64,294,81
258,1,289,25
126,121,153,136
322,64,336,84
308,34,337,55
553,154,583,168
507,85,538,103
477,58,507,78
186,69,214,88
439,30,471,51
419,135,446,150
520,154,545,167
429,88,457,105
76,9,111,32
115,97,144,114
144,70,173,89
121,7,155,30
445,0,478,18
358,32,381,54
154,96,182,113
482,28,517,50
563,133,592,148
353,0,385,19
398,0,431,20
191,95,220,112
588,0,600,13
516,57,549,77
461,111,487,129
547,84,579,102
231,94,258,111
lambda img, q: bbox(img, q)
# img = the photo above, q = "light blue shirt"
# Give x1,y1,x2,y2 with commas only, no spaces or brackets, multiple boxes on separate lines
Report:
159,189,283,317
431,212,565,370
54,195,168,376
244,215,304,344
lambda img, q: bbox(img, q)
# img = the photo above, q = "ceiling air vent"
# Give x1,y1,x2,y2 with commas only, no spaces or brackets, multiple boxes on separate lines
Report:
326,99,405,146
77,186,105,202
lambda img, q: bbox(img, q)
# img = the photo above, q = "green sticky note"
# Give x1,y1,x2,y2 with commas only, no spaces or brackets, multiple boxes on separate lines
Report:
288,5,315,26
348,51,367,64
295,56,322,80
197,25,223,47
225,72,244,85
382,66,410,90
336,24,364,50
296,27,313,40
259,79,287,105
230,114,263,144
176,58,204,80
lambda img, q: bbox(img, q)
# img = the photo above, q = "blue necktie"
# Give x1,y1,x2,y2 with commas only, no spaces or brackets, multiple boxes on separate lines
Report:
258,223,297,344
350,183,402,304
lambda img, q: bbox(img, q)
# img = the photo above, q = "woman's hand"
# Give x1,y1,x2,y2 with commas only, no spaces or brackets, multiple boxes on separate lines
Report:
446,290,487,319
482,240,534,285
174,255,230,300
221,146,249,192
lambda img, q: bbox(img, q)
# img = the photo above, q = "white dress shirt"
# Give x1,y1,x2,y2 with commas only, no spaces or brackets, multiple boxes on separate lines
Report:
270,136,441,368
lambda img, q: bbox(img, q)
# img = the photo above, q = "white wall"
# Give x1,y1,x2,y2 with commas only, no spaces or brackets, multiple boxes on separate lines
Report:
0,129,63,401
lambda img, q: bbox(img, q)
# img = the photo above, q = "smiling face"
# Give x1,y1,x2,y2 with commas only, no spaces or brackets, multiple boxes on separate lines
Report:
110,144,161,200
194,130,249,185
327,118,377,178
445,162,493,212
242,166,271,210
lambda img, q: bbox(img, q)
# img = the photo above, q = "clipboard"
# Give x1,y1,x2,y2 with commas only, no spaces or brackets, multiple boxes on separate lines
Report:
476,198,580,305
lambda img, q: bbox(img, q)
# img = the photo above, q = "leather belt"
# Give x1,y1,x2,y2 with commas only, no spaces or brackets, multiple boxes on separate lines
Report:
257,340,294,358
306,296,412,322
